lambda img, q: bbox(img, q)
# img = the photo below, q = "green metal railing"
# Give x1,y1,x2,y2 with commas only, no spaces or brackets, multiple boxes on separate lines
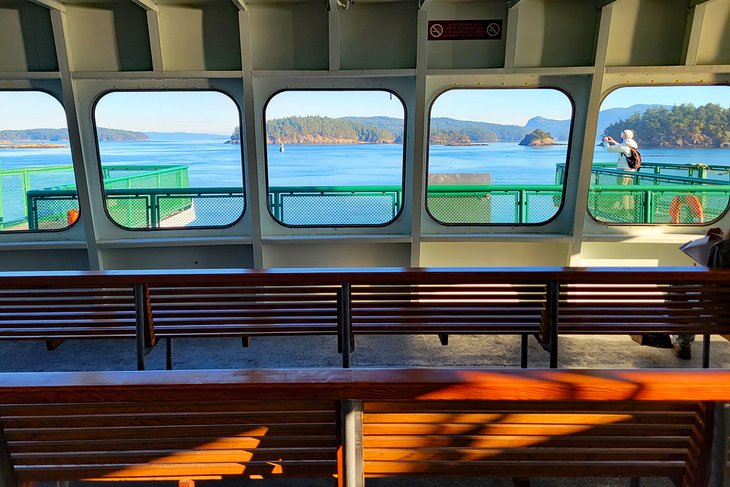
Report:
4,165,190,230
15,161,730,229
0,165,75,229
26,183,730,227
269,186,401,225
27,187,244,230
555,161,730,185
588,185,730,224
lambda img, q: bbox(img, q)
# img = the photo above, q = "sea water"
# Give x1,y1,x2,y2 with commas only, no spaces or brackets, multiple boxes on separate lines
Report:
1,139,728,225
2,139,729,188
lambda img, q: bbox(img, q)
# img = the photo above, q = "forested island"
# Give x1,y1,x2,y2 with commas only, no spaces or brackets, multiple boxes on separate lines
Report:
225,103,730,148
519,129,557,146
0,128,149,143
604,103,730,148
228,116,526,146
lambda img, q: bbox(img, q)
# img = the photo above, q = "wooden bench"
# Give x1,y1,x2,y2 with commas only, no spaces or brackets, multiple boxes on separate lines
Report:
0,267,729,369
0,276,139,356
553,268,730,368
0,368,728,487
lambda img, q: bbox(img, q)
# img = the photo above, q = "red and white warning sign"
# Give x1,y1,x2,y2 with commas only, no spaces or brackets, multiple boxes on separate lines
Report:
427,20,502,41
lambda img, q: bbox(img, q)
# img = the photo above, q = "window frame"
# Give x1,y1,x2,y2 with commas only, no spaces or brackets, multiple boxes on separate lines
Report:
425,86,576,227
91,88,246,232
262,88,408,228
0,88,79,234
587,83,730,227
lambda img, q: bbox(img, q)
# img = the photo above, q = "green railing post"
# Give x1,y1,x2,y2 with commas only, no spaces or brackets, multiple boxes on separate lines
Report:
643,190,653,224
150,195,159,228
25,193,35,230
519,190,528,223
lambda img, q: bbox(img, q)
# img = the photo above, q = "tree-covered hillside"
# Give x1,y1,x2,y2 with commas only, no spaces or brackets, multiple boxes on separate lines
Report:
226,103,730,147
266,116,395,144
0,128,149,142
605,103,730,148
235,115,530,146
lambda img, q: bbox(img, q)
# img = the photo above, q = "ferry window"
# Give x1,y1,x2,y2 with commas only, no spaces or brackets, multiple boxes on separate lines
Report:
427,88,572,225
94,91,244,230
0,91,78,232
589,86,730,225
264,90,405,226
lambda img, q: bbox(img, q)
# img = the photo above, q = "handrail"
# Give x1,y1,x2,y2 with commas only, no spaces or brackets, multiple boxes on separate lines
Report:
0,367,729,402
0,266,728,286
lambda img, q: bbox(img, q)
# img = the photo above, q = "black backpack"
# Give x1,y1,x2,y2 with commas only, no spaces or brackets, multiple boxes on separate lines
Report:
626,147,641,170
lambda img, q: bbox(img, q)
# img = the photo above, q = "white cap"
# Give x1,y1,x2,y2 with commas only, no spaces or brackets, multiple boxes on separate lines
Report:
621,129,634,140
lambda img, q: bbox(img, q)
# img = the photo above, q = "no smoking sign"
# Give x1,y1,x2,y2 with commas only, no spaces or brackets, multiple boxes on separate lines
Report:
428,20,502,41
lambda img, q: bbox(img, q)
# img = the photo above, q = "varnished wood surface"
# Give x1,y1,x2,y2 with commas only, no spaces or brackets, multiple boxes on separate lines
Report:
1,368,726,486
0,266,729,287
1,368,730,403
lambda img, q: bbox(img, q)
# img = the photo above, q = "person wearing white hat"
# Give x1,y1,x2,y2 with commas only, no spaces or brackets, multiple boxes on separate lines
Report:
602,129,640,210
602,129,639,172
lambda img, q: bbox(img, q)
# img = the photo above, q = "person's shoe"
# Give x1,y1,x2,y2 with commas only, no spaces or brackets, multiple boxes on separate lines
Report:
672,343,692,360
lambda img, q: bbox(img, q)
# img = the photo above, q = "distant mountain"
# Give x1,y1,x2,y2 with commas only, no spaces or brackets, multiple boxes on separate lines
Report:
524,116,570,141
145,132,229,141
0,128,148,142
596,104,670,138
523,104,670,142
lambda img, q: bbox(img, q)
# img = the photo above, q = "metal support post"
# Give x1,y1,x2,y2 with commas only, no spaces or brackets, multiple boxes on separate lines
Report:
547,281,559,368
338,282,352,368
703,334,711,369
709,403,728,487
166,338,173,370
339,400,363,487
134,284,146,371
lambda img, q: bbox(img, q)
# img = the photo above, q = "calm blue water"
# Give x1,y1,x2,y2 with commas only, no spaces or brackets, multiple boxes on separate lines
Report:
2,139,728,225
3,139,728,189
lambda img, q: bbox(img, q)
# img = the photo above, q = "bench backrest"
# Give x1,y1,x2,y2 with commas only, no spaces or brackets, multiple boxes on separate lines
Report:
0,267,729,368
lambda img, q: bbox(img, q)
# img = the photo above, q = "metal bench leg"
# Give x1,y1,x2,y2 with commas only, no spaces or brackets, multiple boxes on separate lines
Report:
629,477,640,487
703,334,711,368
520,334,528,368
438,333,448,345
166,338,173,370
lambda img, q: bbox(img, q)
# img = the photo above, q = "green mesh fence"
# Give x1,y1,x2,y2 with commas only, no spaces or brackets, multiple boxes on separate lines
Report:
275,190,399,226
427,193,491,224
0,165,75,230
17,162,730,229
32,197,81,230
588,186,730,224
427,185,561,224
106,195,151,228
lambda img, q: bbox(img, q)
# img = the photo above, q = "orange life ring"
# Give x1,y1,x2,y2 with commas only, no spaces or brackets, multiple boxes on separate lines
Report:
67,209,79,224
669,195,704,223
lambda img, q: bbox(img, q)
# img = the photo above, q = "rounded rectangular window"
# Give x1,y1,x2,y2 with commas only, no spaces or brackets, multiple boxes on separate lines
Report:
427,88,573,225
0,91,78,232
94,91,244,230
264,90,406,226
589,85,730,225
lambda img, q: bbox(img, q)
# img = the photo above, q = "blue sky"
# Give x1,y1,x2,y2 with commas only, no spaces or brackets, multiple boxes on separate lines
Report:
2,86,729,134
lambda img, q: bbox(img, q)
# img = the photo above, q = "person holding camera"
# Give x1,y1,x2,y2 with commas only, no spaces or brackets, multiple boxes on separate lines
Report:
603,129,639,210
602,129,639,176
